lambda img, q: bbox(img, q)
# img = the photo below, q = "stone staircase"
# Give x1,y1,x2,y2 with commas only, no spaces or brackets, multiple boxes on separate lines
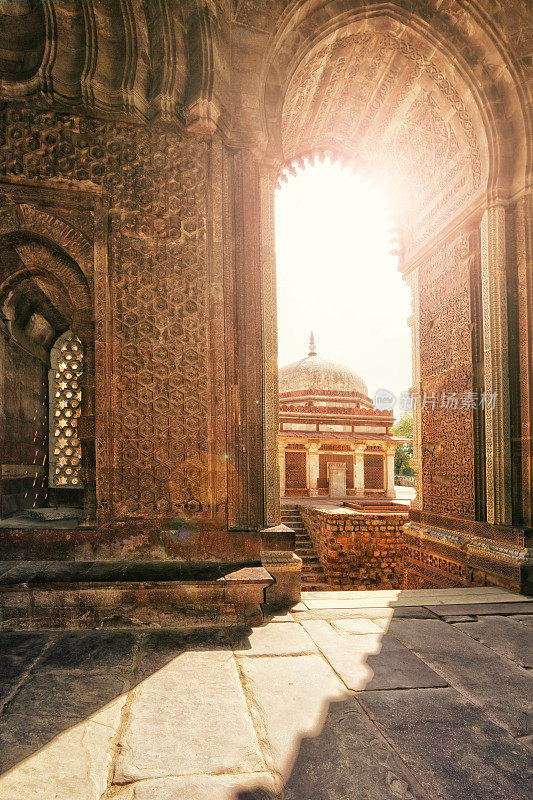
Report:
281,505,329,591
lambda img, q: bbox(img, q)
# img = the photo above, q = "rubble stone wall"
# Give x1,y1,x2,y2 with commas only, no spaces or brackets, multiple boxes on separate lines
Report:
299,506,406,590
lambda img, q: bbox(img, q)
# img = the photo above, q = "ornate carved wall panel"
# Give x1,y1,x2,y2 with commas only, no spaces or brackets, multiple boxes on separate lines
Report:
276,18,488,258
418,230,476,518
0,104,224,523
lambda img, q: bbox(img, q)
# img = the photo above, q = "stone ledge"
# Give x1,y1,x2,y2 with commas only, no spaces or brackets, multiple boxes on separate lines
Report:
405,522,532,593
0,561,273,630
406,522,531,564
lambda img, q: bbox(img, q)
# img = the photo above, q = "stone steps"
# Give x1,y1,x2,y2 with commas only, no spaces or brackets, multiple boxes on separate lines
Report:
0,560,273,630
281,507,329,591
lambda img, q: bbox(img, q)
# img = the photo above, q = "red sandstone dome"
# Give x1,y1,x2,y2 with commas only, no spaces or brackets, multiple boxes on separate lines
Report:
278,333,369,398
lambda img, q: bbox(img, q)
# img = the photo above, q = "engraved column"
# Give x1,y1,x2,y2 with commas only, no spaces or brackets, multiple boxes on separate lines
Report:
278,444,286,498
259,168,281,525
354,447,365,497
405,268,422,510
481,204,512,524
385,448,396,499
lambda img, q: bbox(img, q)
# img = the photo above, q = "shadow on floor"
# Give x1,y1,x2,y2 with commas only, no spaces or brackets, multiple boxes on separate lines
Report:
0,609,531,800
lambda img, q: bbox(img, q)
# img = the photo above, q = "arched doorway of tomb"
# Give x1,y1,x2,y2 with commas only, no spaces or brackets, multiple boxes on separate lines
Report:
0,220,95,524
258,2,531,537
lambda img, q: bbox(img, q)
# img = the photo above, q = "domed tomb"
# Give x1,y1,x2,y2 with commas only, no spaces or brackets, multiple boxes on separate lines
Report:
278,331,372,407
279,333,369,400
278,333,403,499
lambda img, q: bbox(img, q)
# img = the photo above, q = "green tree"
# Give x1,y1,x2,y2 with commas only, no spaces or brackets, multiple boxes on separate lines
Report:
392,413,414,476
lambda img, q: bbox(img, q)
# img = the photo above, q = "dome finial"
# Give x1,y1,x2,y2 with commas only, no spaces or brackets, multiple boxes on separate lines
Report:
308,330,317,357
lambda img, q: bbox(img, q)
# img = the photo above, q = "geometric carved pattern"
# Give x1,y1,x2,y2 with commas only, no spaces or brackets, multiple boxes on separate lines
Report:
280,23,482,257
404,544,475,588
0,105,212,518
403,537,521,590
49,332,83,488
109,136,209,516
419,232,476,518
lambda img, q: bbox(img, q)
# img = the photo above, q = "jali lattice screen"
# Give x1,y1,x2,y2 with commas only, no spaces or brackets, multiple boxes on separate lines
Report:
49,331,84,488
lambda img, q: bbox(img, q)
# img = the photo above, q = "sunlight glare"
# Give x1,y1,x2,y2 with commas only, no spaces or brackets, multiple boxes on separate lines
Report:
275,159,412,401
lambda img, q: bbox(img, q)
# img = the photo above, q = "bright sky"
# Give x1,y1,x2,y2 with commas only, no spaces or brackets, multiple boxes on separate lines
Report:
275,159,412,403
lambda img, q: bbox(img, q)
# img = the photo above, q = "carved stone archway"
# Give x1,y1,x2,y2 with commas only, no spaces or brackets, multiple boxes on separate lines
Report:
250,0,532,589
0,217,96,522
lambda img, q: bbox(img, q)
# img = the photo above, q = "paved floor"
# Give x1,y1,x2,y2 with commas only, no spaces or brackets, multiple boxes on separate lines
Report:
0,587,531,799
281,486,416,511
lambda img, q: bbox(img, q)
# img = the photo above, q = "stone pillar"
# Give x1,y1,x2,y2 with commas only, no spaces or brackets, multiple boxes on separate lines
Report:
354,448,365,497
93,198,112,525
385,449,396,499
514,193,532,527
481,205,512,524
278,445,286,498
259,169,281,526
308,444,320,496
224,147,265,530
77,321,97,524
405,268,422,509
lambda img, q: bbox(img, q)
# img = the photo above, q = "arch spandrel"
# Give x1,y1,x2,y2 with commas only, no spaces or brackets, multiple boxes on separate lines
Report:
0,203,93,283
275,21,486,257
258,1,530,253
0,214,93,335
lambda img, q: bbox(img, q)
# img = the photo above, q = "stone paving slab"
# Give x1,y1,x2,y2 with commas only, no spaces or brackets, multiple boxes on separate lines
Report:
291,606,437,621
359,687,533,800
280,696,425,800
0,696,125,800
233,621,318,656
301,620,448,691
114,649,264,782
264,610,295,623
5,670,126,721
457,615,533,668
0,588,531,799
384,618,533,737
237,653,424,798
427,601,533,617
123,773,278,799
514,614,533,627
330,618,383,634
134,628,233,680
39,630,136,670
237,653,348,781
301,588,528,609
518,734,533,752
0,633,47,705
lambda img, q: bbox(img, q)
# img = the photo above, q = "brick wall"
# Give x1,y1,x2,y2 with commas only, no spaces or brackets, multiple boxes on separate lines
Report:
299,507,407,589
